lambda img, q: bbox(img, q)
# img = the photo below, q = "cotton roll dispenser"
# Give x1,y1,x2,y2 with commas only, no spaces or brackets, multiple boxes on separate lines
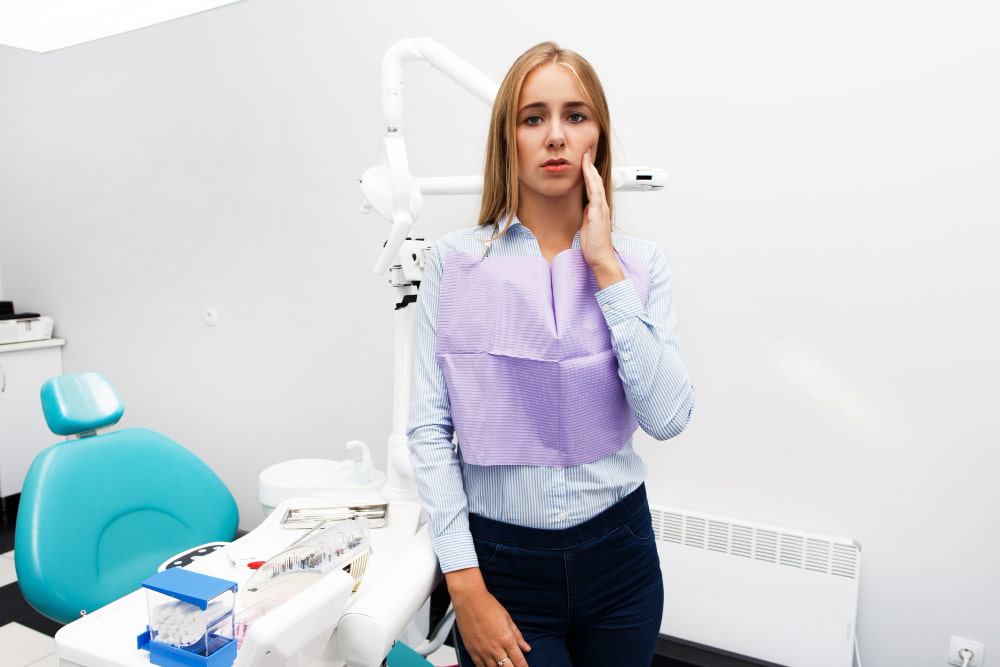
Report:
137,568,238,667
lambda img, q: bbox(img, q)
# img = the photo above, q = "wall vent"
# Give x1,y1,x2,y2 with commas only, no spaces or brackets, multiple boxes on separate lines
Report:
651,506,859,579
652,505,861,667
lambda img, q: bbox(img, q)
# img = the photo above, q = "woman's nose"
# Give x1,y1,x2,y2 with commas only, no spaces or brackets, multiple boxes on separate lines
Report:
546,122,566,149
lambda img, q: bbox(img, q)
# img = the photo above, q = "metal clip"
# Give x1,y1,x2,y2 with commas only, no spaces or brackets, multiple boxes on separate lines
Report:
480,240,492,261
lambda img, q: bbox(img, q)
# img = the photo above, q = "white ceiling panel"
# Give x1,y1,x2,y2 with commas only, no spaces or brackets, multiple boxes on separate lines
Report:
0,0,244,52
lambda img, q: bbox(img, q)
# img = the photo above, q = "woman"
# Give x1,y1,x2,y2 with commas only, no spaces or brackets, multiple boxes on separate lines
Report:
408,42,695,667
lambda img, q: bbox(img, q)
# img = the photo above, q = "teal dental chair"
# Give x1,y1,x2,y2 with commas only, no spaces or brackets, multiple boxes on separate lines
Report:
14,371,239,624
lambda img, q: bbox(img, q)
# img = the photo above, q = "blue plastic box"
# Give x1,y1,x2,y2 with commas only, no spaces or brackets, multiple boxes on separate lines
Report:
137,568,238,667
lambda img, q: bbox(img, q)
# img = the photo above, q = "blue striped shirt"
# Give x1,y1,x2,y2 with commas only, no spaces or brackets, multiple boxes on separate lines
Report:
407,218,695,573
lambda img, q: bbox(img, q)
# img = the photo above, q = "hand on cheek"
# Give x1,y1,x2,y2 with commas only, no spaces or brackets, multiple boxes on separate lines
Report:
580,151,624,289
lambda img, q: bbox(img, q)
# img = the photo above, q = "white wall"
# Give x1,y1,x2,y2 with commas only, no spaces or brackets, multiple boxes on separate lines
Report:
1,1,997,665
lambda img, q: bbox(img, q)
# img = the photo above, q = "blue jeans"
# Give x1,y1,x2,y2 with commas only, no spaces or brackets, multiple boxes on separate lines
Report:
456,485,663,667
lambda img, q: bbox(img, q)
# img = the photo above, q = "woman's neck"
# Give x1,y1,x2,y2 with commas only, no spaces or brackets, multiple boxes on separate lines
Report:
517,191,584,262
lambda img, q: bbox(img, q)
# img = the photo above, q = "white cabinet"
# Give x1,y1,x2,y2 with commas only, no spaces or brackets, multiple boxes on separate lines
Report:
0,338,64,498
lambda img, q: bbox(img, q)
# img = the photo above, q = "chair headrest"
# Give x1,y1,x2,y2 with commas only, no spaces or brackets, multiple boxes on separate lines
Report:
40,372,125,436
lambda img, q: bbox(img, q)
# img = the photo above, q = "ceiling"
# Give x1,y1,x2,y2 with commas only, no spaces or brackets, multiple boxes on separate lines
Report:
0,0,243,53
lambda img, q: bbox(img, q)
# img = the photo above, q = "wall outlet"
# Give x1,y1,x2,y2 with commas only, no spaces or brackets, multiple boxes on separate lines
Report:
948,636,984,667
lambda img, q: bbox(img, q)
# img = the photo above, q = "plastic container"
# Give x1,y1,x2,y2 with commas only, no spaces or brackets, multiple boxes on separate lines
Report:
137,568,238,667
240,517,372,608
0,316,53,345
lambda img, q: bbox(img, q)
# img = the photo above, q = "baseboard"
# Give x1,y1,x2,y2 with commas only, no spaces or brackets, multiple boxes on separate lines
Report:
656,635,784,667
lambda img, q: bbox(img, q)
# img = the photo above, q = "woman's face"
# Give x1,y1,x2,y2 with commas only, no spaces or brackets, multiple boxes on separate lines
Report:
515,63,601,207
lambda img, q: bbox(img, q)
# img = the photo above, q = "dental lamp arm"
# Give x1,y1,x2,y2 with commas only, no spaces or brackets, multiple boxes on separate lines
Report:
370,39,499,275
415,169,667,194
381,38,498,130
364,164,667,273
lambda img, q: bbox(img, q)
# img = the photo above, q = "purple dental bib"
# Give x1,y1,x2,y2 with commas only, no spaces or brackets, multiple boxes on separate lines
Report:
436,248,651,466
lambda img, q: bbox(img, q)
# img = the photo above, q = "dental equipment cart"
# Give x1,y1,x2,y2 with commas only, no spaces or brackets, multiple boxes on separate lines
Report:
52,497,439,667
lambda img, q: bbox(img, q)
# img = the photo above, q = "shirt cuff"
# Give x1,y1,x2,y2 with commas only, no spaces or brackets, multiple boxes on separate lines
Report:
432,530,480,573
595,278,644,327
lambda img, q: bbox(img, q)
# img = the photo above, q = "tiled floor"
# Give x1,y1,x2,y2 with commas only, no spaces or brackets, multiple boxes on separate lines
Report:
1,496,63,667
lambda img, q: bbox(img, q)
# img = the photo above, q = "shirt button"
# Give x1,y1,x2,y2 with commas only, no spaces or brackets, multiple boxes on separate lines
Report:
622,351,632,361
558,512,567,521
554,465,563,471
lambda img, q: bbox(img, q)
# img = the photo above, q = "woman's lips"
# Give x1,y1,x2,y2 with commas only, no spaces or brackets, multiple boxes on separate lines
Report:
542,159,570,174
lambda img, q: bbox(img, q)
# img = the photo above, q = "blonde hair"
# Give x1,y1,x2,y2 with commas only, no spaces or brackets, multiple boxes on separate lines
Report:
478,42,613,230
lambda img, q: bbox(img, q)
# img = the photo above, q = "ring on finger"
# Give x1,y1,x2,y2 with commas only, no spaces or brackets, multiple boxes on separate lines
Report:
497,658,509,666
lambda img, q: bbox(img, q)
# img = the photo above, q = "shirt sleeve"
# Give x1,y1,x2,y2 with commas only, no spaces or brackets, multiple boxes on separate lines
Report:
406,244,480,573
594,247,695,440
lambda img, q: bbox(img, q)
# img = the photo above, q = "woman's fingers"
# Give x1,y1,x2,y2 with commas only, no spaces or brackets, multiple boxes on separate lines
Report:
453,591,531,667
582,151,606,207
580,151,624,287
581,150,610,233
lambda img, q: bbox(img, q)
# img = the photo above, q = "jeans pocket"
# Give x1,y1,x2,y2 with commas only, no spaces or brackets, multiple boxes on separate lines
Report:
473,537,504,569
621,509,655,545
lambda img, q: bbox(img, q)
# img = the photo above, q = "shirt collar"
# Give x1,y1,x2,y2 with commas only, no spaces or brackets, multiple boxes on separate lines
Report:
507,216,582,246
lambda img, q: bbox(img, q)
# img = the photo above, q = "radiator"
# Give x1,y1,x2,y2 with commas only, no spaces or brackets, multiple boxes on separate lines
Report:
652,505,861,667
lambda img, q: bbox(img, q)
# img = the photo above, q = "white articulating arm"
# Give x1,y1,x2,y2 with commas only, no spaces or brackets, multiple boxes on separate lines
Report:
381,37,498,129
365,38,499,276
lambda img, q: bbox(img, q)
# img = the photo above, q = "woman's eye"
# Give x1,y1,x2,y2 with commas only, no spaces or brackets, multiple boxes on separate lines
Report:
524,115,543,126
568,112,587,123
